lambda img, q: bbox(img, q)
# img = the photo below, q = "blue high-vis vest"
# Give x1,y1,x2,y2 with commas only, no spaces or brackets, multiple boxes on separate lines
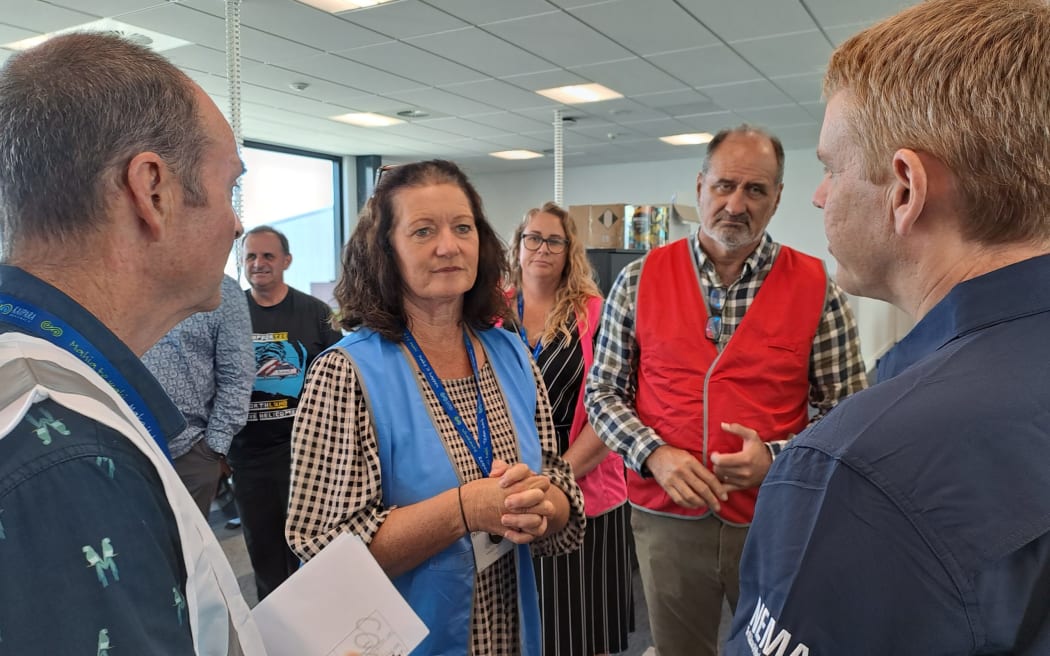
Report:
333,326,542,656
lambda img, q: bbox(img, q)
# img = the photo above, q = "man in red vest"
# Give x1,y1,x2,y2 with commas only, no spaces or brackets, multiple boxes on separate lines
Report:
586,125,867,656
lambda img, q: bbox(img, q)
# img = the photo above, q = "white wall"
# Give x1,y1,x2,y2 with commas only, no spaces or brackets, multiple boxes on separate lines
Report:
465,149,910,369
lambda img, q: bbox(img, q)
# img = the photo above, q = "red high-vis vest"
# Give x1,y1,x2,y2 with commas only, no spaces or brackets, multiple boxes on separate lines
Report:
628,239,826,524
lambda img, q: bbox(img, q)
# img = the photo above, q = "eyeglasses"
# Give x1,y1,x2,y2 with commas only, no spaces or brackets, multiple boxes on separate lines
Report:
373,163,399,187
705,286,727,342
521,233,568,254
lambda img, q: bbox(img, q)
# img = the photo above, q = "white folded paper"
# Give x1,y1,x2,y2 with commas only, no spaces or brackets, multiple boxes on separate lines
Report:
252,532,429,656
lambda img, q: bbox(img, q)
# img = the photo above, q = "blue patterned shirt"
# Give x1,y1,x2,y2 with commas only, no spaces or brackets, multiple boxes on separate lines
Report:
142,275,254,458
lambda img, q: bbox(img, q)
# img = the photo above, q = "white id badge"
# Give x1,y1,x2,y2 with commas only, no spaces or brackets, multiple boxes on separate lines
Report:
471,531,514,572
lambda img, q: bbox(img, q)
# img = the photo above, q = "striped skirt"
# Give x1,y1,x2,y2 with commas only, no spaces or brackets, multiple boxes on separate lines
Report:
534,502,634,655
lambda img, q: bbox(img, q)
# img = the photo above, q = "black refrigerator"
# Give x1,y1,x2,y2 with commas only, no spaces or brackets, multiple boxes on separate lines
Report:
586,248,648,297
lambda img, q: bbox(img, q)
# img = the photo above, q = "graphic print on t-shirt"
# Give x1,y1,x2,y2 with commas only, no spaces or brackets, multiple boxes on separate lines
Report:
250,332,307,421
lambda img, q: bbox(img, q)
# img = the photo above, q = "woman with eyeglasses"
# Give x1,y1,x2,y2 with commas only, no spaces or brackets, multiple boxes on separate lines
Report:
508,202,633,656
286,161,585,656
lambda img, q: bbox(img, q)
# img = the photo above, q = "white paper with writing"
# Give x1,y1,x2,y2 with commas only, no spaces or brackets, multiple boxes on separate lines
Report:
252,532,429,656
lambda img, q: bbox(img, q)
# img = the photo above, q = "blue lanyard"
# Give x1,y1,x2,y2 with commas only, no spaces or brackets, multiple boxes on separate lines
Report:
402,328,493,475
516,294,543,359
0,293,172,461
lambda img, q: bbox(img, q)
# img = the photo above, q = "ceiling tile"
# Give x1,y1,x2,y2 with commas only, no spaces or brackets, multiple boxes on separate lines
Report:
823,22,867,46
240,25,323,64
502,69,590,93
384,87,501,116
673,111,736,133
647,44,760,88
735,103,816,128
571,58,690,96
771,72,826,104
342,0,467,39
336,41,487,86
467,112,551,133
771,122,823,150
443,79,557,112
246,63,385,108
410,116,509,139
45,0,170,14
426,0,557,25
675,0,817,41
570,0,717,55
283,53,427,93
732,30,832,79
239,0,391,52
0,23,37,44
484,12,633,67
701,79,793,111
805,0,915,28
407,27,552,78
800,101,827,122
165,44,231,76
119,4,227,50
0,1,95,32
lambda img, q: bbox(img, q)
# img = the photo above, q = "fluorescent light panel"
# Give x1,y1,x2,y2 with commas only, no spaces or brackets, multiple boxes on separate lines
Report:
660,133,714,146
2,19,192,52
330,112,404,127
490,150,544,160
296,0,397,13
535,83,623,105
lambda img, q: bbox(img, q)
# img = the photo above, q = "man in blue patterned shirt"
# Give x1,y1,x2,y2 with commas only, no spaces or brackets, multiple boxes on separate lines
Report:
143,274,255,517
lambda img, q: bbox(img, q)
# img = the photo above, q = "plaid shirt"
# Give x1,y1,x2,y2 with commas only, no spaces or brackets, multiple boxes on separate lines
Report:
586,233,867,474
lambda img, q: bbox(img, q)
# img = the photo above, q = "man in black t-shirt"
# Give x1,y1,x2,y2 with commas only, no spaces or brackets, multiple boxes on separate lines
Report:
228,225,341,600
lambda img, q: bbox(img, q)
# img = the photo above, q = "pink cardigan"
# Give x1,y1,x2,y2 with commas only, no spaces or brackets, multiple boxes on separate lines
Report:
570,295,628,517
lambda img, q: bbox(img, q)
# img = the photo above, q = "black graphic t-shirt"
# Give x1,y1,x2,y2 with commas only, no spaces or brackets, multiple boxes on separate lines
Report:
227,286,341,463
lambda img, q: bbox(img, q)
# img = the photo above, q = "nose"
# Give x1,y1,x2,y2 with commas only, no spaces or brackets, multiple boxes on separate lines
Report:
724,187,748,215
233,214,244,240
435,225,460,256
812,178,828,210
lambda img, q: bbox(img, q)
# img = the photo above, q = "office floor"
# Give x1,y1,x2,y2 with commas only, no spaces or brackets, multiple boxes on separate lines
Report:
207,505,731,656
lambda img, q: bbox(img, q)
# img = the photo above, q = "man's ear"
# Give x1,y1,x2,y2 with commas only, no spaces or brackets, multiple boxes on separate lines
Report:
772,182,784,214
890,149,928,237
125,151,174,241
283,252,293,271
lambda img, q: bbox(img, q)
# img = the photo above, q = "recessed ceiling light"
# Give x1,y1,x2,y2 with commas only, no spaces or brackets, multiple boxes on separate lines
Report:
330,112,404,127
660,132,714,146
535,83,623,105
295,0,398,13
490,150,544,160
2,18,190,52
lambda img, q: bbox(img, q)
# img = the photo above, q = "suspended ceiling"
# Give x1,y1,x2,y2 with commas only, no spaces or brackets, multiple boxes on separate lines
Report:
0,0,917,171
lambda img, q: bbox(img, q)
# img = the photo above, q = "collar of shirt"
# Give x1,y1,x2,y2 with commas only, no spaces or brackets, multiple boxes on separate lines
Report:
692,231,776,285
877,253,1050,381
0,264,186,439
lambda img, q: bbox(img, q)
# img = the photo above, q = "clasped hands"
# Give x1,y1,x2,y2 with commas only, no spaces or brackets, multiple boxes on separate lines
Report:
647,422,773,511
463,459,555,545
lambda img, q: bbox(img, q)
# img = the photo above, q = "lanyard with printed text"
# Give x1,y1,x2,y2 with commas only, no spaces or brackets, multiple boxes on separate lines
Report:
516,294,543,359
402,327,493,475
0,293,173,461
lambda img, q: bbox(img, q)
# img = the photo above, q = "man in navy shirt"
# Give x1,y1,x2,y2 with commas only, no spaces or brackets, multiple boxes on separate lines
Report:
728,1,1050,654
0,33,264,654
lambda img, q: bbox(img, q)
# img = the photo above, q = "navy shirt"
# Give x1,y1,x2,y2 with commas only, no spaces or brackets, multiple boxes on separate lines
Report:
0,266,195,654
727,255,1050,655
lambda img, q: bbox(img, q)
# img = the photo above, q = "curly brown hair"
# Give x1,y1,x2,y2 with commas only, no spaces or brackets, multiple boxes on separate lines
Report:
334,160,510,341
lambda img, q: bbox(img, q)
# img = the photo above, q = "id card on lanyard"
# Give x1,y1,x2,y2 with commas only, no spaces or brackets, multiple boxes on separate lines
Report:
402,327,513,571
0,293,173,461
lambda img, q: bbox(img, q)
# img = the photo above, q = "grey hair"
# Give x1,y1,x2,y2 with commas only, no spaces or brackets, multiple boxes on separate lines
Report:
0,32,209,260
701,124,786,185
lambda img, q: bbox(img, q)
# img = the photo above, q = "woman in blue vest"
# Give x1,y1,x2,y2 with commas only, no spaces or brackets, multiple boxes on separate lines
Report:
287,160,586,656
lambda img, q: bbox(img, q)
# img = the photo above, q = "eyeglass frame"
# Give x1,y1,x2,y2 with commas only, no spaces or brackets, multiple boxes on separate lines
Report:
520,232,569,254
704,286,727,343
